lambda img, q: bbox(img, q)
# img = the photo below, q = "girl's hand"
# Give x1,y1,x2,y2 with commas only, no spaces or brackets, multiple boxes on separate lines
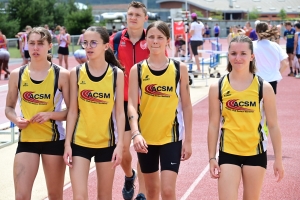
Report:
15,117,29,129
273,159,284,182
111,144,123,168
63,145,73,167
30,112,52,124
133,135,148,153
209,158,221,179
181,141,192,161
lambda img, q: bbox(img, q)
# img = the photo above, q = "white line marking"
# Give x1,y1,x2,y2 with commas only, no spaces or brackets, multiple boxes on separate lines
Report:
180,165,209,200
180,152,219,200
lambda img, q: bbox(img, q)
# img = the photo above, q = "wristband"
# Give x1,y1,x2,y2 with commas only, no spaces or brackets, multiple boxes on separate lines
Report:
131,130,139,135
209,157,216,162
131,132,141,140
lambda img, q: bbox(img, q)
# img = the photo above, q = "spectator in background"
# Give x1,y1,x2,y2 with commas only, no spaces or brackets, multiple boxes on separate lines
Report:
22,26,33,65
283,21,296,76
204,22,211,39
227,26,245,43
0,30,10,79
121,22,126,30
15,30,26,65
57,26,71,69
249,20,259,41
77,29,86,46
189,12,205,71
244,21,253,37
214,23,220,37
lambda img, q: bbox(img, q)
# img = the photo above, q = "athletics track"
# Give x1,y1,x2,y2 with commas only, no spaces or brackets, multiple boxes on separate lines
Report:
0,38,299,199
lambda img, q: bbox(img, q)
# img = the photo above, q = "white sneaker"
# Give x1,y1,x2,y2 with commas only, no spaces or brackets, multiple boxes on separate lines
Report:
295,74,300,78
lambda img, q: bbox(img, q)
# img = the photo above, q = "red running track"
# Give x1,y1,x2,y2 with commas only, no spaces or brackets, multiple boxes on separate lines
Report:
60,72,300,199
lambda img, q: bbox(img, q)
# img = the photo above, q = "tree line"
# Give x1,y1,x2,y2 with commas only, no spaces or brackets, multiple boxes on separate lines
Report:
0,0,94,38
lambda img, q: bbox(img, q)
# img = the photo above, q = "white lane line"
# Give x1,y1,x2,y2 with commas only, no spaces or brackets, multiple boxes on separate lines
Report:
0,84,8,92
180,165,209,200
180,151,219,200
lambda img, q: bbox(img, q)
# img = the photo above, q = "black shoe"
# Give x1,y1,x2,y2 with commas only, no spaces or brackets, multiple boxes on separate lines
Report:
210,74,215,78
135,193,146,200
122,169,137,200
216,73,221,78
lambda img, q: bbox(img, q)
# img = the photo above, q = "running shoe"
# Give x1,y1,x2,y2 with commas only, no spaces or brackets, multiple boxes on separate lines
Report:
288,72,295,77
295,74,300,79
135,193,146,200
122,169,137,200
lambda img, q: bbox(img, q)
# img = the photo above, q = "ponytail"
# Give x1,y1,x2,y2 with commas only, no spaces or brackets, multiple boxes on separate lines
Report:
47,53,52,62
105,47,124,71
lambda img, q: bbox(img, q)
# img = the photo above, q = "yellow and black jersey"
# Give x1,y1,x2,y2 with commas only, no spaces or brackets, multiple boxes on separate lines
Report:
72,63,118,148
137,59,183,145
18,64,64,142
218,74,267,156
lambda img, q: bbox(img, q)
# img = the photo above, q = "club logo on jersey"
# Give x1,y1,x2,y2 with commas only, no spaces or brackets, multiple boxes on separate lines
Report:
23,83,28,87
223,90,231,97
225,99,255,112
143,75,150,81
23,91,50,105
80,90,109,104
120,40,126,47
80,80,86,84
140,40,147,50
144,84,172,97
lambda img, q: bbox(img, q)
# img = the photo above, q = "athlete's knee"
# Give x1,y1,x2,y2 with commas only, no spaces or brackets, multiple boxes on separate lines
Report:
15,193,30,200
73,195,87,200
161,185,175,199
145,186,160,199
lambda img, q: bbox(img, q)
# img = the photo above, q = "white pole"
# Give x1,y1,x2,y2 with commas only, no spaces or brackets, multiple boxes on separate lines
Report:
185,0,188,11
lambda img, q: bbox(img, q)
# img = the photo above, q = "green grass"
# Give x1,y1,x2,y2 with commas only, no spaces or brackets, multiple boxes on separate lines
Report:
7,45,82,58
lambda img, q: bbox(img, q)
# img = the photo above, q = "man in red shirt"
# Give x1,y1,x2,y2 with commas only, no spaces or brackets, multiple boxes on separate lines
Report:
110,1,149,200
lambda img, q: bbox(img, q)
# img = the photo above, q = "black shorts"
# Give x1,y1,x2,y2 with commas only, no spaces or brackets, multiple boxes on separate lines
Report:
137,141,182,174
124,101,131,131
296,54,300,59
286,47,294,54
218,151,267,169
71,143,115,162
190,40,203,56
214,33,219,37
24,50,30,59
58,47,69,55
269,81,277,94
16,140,65,155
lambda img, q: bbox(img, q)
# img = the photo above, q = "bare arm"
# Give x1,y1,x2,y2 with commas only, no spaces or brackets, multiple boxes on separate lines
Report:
67,34,71,45
128,64,148,153
294,33,298,54
207,83,221,178
77,35,81,45
111,69,125,168
279,58,289,75
30,68,70,123
263,81,284,182
63,68,79,167
5,69,30,128
179,63,193,161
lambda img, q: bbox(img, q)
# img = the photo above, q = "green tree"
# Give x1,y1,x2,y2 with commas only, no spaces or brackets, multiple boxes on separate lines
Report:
278,8,287,20
210,10,223,20
0,3,20,38
65,7,93,35
248,8,260,20
194,10,203,18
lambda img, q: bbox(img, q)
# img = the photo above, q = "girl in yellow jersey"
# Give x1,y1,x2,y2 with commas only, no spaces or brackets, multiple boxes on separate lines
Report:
63,26,125,199
128,21,192,200
208,35,284,200
5,27,70,200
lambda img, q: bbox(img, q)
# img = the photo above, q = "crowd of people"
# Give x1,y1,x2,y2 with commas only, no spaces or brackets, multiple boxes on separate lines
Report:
3,0,300,199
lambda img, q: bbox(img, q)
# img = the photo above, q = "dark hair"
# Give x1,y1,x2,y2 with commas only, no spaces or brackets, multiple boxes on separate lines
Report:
284,21,292,26
256,22,279,41
27,27,53,62
128,1,147,16
227,35,256,74
146,20,170,40
294,23,300,29
85,26,123,70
